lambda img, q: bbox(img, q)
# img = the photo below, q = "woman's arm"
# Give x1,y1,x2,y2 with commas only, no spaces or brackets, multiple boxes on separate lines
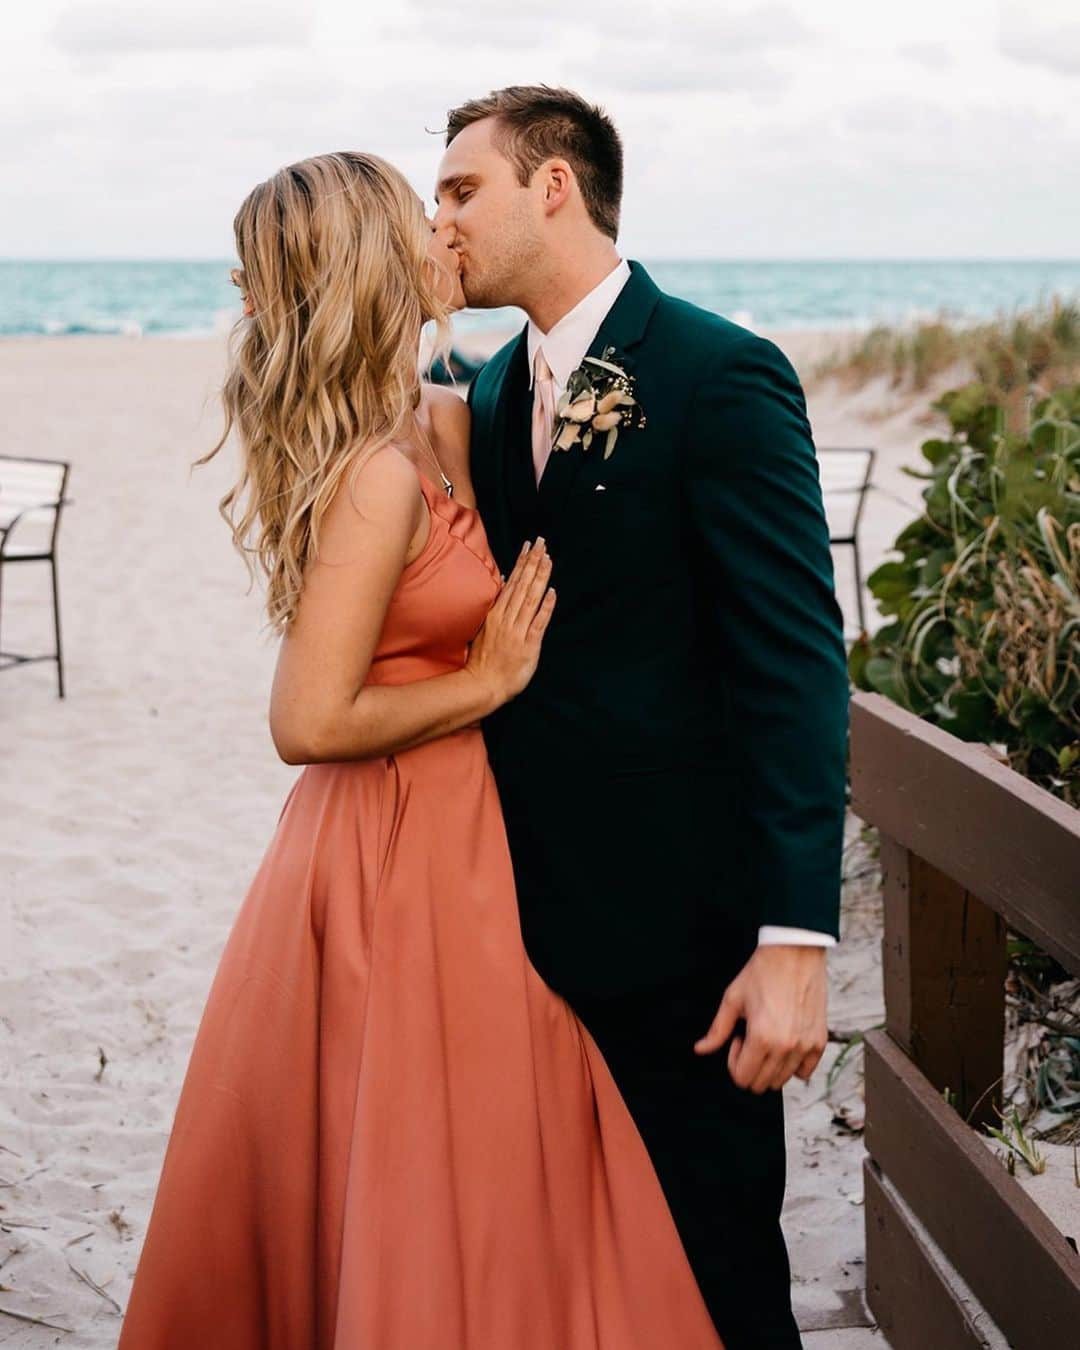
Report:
269,444,553,765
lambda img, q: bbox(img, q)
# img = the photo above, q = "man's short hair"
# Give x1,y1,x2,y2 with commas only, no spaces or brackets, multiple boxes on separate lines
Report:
446,85,623,241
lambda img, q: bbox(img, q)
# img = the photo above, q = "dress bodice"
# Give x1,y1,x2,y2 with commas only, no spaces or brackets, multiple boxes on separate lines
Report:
364,467,502,687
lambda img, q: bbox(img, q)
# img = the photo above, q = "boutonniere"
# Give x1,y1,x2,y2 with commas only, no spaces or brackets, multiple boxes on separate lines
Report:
551,346,647,461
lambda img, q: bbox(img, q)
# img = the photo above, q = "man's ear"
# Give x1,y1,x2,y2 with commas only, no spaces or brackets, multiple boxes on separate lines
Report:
542,160,574,214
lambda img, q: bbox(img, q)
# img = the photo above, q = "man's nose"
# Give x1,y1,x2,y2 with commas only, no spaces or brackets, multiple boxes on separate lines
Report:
432,198,452,231
433,216,461,256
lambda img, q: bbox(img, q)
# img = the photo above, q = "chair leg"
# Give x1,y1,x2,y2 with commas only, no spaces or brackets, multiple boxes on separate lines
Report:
852,540,867,634
51,555,65,699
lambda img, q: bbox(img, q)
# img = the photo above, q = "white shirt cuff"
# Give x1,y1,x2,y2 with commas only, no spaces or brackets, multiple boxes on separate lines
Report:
757,925,837,947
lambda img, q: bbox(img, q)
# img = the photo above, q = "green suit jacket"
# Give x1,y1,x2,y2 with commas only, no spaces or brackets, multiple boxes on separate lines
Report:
467,260,849,999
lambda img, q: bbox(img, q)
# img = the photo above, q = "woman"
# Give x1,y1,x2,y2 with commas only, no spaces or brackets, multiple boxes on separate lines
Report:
117,151,723,1349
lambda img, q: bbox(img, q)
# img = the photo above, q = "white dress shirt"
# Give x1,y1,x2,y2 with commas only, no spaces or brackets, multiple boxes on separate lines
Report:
527,258,837,951
527,257,633,400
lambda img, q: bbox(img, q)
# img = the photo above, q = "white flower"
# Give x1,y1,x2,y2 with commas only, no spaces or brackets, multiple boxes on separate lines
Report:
555,421,582,451
549,346,645,462
565,395,596,423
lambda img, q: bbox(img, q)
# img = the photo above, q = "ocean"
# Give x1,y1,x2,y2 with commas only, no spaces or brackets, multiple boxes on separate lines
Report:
2,259,1079,340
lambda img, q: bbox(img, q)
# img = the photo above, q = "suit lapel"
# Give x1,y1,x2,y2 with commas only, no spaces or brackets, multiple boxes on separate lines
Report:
472,325,530,573
536,260,663,527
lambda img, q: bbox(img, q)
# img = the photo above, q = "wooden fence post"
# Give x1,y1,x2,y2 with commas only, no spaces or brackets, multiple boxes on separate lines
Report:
879,834,1007,1131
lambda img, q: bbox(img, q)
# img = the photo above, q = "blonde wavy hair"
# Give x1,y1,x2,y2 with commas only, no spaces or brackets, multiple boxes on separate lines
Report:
197,151,453,632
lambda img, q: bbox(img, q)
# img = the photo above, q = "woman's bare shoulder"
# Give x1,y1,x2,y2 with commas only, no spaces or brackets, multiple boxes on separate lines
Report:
321,442,422,546
421,381,470,436
420,382,471,483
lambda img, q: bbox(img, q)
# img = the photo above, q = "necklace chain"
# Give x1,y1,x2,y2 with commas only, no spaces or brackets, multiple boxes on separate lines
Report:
412,411,454,498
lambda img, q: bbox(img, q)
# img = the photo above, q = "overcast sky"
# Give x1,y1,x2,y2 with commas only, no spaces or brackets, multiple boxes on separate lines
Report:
2,0,1078,259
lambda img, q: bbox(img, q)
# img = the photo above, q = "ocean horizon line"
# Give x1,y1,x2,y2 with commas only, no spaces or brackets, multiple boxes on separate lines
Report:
4,258,1079,340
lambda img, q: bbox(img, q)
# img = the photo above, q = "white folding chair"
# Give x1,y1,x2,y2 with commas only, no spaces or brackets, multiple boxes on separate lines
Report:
0,454,73,697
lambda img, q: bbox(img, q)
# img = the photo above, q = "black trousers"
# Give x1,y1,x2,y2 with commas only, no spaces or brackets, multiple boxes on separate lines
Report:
568,963,803,1349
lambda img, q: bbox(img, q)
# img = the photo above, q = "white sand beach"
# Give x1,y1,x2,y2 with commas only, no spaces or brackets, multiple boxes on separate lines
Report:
0,328,1048,1347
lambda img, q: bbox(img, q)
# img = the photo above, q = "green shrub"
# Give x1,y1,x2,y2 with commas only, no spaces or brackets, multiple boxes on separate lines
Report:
849,382,1080,804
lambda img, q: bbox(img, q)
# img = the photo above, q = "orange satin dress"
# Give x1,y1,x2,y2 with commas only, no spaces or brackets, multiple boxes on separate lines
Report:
117,465,724,1350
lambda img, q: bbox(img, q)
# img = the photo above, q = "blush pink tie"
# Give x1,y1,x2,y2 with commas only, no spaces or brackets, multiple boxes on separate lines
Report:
531,348,557,485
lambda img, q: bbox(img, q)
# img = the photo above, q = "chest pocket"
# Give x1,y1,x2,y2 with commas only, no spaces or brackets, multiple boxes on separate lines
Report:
560,444,683,585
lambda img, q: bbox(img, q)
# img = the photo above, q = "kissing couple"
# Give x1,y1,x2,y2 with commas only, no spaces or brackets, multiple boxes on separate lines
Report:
119,84,849,1350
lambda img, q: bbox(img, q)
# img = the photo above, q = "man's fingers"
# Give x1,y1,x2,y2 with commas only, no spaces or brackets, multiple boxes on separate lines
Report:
749,1039,825,1092
764,1046,805,1093
793,1045,824,1082
748,1048,780,1095
726,1034,743,1079
793,1056,814,1083
730,1032,770,1090
693,990,740,1055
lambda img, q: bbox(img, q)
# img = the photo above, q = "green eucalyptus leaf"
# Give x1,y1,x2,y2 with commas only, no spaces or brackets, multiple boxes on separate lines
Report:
938,690,997,742
863,655,907,704
921,438,956,466
847,635,872,687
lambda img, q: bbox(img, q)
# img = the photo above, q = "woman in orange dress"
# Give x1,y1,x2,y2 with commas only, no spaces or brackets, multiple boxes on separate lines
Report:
116,151,724,1350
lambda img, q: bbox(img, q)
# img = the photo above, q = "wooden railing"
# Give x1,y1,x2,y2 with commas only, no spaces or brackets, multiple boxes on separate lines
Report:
849,692,1080,1348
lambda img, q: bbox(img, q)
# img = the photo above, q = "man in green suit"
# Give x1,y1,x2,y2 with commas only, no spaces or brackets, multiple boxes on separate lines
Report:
435,85,849,1348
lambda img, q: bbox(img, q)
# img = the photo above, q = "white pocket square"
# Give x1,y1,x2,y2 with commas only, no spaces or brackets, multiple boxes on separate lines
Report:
595,483,607,492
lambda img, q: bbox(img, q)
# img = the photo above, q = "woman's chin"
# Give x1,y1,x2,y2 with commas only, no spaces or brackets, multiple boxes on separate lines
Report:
421,288,466,321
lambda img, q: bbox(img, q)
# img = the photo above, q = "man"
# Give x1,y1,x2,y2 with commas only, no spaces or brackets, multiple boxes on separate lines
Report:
434,86,849,1349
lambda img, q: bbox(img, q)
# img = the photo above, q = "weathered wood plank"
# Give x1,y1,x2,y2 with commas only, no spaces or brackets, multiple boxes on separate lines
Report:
850,692,1080,977
864,1157,997,1348
864,1029,1080,1347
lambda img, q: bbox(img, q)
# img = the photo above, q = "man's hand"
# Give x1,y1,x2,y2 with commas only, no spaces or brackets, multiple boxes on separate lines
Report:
693,945,829,1092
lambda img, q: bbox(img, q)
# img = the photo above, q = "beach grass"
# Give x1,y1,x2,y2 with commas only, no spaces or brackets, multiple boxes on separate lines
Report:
815,296,1080,397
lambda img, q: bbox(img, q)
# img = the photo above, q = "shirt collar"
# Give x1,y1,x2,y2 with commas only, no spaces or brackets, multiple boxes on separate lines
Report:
526,257,632,390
